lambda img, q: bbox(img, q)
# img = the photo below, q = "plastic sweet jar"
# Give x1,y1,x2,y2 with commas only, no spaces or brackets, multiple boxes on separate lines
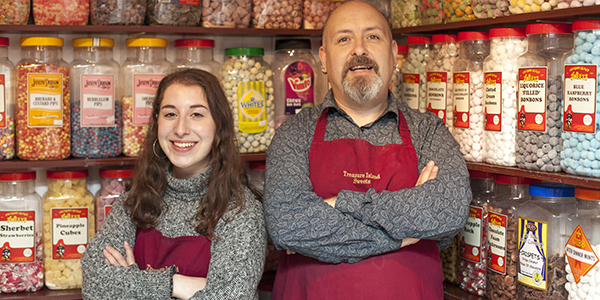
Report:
147,0,201,26
482,28,528,166
0,170,44,293
401,36,432,112
0,37,15,161
440,234,460,284
0,0,29,24
251,0,303,29
70,38,122,159
391,45,408,100
16,37,70,161
391,0,420,28
425,34,460,129
564,186,600,299
173,39,221,78
472,0,511,18
452,31,490,163
221,48,274,153
202,0,251,28
43,169,95,290
96,167,133,230
90,0,146,25
485,175,540,300
443,0,476,22
302,0,343,30
561,20,600,178
247,161,265,192
272,39,324,129
33,0,89,25
516,183,575,299
516,24,573,173
458,170,494,296
121,38,171,157
420,0,444,25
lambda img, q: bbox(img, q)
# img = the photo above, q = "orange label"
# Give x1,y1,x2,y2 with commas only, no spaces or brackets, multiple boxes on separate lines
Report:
565,225,599,283
27,73,63,127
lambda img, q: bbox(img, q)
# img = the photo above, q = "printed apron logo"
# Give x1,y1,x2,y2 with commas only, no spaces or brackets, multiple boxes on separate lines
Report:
343,170,381,185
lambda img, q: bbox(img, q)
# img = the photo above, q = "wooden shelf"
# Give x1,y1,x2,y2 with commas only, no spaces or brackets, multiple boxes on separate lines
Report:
0,288,82,300
0,153,266,170
444,282,484,300
466,162,600,189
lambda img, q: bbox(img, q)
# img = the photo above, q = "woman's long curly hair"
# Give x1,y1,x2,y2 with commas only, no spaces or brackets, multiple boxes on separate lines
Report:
124,68,261,239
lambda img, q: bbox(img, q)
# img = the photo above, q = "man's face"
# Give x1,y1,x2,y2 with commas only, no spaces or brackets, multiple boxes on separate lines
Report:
319,1,397,105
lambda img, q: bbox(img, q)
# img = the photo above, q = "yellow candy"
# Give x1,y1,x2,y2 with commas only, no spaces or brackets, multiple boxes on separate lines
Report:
523,4,532,12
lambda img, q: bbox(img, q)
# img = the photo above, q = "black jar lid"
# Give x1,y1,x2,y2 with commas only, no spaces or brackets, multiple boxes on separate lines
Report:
275,39,311,51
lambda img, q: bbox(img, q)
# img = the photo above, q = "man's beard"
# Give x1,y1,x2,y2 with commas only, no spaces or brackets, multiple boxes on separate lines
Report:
341,56,384,105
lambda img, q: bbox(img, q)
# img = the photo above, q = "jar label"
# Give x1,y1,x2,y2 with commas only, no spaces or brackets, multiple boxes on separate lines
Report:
426,72,447,123
460,205,482,263
238,81,267,133
27,73,63,127
402,73,420,110
0,211,36,263
565,224,599,283
564,65,597,134
51,208,88,260
453,72,470,128
104,205,112,218
484,72,502,131
488,212,507,274
517,217,548,290
284,61,314,115
160,0,200,5
517,67,547,131
133,74,164,126
81,75,116,127
0,74,5,128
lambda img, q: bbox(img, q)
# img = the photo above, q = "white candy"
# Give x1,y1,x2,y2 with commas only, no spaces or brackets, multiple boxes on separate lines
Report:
401,43,431,112
425,38,459,130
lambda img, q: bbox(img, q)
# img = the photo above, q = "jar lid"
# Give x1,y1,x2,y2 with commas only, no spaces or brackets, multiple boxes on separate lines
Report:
99,167,134,178
489,28,526,38
529,182,575,198
407,36,431,45
0,37,9,46
47,169,89,179
397,45,408,53
494,174,539,185
249,161,266,170
275,39,311,50
575,186,600,201
0,170,36,181
225,47,264,56
469,170,494,179
572,20,600,31
458,31,489,41
432,34,458,43
73,38,114,47
126,38,167,48
526,23,572,35
20,37,64,47
175,39,215,48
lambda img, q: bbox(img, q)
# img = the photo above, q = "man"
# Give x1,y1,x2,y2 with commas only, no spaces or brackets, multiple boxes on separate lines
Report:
263,1,471,299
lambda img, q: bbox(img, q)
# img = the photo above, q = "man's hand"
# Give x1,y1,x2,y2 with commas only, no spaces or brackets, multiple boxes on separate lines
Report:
324,196,337,207
415,161,438,186
103,241,135,267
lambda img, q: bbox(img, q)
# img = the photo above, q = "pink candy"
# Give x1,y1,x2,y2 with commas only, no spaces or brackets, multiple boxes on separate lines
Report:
0,235,43,294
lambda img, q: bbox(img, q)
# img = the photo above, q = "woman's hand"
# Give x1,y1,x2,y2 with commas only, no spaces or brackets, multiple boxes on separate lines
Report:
103,241,136,267
172,274,207,300
400,238,421,248
415,161,438,186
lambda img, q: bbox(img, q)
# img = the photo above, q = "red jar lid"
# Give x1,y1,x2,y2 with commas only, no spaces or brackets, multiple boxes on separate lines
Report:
0,37,9,46
99,168,134,178
432,34,458,43
489,28,526,38
175,39,215,48
407,36,431,45
576,186,600,201
469,170,494,179
572,20,600,31
397,45,408,53
458,31,489,41
249,161,266,170
47,169,88,179
0,170,36,181
494,174,539,185
526,23,572,35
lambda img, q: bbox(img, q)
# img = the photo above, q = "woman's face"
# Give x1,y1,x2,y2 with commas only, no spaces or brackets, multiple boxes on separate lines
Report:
157,83,216,179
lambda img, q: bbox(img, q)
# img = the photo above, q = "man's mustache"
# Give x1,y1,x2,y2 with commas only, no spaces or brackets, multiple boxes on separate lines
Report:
343,56,380,78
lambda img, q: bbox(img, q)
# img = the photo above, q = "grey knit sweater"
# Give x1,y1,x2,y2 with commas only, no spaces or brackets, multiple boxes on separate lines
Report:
264,90,471,264
81,169,267,299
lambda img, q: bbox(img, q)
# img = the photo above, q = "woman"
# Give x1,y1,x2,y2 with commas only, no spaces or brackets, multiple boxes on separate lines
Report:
82,69,267,300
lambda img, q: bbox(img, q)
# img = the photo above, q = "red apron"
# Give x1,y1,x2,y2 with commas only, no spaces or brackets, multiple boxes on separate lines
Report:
133,227,211,277
272,108,444,300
